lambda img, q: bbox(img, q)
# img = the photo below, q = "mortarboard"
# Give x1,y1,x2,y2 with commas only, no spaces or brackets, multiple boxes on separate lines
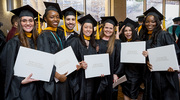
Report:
119,21,123,26
62,7,81,17
173,17,180,22
136,15,144,22
143,6,164,21
101,16,118,26
34,17,45,23
119,18,139,31
44,2,62,19
78,14,97,27
11,5,39,18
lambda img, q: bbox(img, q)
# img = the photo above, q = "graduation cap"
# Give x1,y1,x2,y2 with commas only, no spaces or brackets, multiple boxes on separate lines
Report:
143,6,164,21
136,15,144,22
119,18,139,31
78,14,99,39
11,5,39,18
119,21,123,26
101,16,118,26
34,17,45,22
78,14,97,27
173,17,180,22
44,2,62,19
62,7,81,17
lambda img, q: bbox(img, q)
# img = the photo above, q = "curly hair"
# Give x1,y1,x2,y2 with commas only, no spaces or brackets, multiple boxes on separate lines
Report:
139,14,162,46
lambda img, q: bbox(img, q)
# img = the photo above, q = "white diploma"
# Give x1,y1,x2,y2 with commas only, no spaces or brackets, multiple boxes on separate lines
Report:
147,44,179,71
113,75,127,88
14,46,54,82
54,46,78,76
121,41,146,63
84,53,110,79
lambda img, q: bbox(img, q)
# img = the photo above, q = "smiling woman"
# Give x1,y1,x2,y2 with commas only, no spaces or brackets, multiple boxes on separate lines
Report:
44,10,60,28
0,5,41,100
36,2,70,100
20,16,35,32
95,16,121,100
145,15,157,32
140,7,180,100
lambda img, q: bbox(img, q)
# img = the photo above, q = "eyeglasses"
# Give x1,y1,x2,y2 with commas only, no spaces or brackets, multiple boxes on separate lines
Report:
21,19,34,23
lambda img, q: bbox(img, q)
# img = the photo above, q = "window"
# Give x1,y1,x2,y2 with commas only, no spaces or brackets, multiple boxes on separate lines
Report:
147,0,162,13
126,0,143,21
22,0,108,21
86,0,106,21
57,0,84,13
166,0,179,28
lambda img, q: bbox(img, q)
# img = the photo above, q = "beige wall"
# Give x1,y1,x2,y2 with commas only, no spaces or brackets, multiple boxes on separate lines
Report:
111,0,126,22
0,0,21,36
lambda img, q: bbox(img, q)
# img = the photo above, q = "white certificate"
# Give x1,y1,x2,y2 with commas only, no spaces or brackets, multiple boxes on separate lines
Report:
54,46,78,76
148,44,179,71
14,46,54,82
84,53,110,79
121,41,146,63
113,75,127,88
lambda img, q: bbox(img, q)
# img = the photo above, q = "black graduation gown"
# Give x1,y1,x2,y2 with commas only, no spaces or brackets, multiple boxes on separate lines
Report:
0,36,40,100
120,40,145,99
0,30,6,52
146,31,180,100
57,27,80,100
71,37,97,100
0,30,6,100
37,30,70,100
139,32,154,100
57,27,79,48
95,39,121,100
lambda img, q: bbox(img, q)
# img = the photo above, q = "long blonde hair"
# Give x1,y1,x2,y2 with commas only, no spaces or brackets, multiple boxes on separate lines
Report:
100,22,116,55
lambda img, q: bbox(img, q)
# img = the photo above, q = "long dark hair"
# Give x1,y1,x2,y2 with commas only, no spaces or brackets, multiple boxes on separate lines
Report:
121,23,139,42
79,22,96,48
17,17,38,49
140,14,162,46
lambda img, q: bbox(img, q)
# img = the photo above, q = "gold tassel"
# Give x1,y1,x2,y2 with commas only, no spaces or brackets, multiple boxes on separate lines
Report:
38,13,41,34
162,17,166,31
63,15,67,37
76,11,78,31
95,22,100,40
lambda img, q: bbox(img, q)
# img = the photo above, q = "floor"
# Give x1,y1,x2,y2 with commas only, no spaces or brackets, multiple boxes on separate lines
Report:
117,85,144,100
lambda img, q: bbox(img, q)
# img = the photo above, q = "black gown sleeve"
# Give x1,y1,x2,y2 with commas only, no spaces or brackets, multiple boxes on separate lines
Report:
0,38,20,99
0,37,39,100
162,31,180,53
114,40,123,75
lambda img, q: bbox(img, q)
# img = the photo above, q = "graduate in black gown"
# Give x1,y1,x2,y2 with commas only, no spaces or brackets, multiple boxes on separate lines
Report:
0,5,42,100
37,2,69,100
56,7,83,100
117,18,145,100
73,14,97,100
0,23,6,100
141,7,180,100
95,16,121,100
167,17,180,41
34,17,44,34
58,7,81,48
